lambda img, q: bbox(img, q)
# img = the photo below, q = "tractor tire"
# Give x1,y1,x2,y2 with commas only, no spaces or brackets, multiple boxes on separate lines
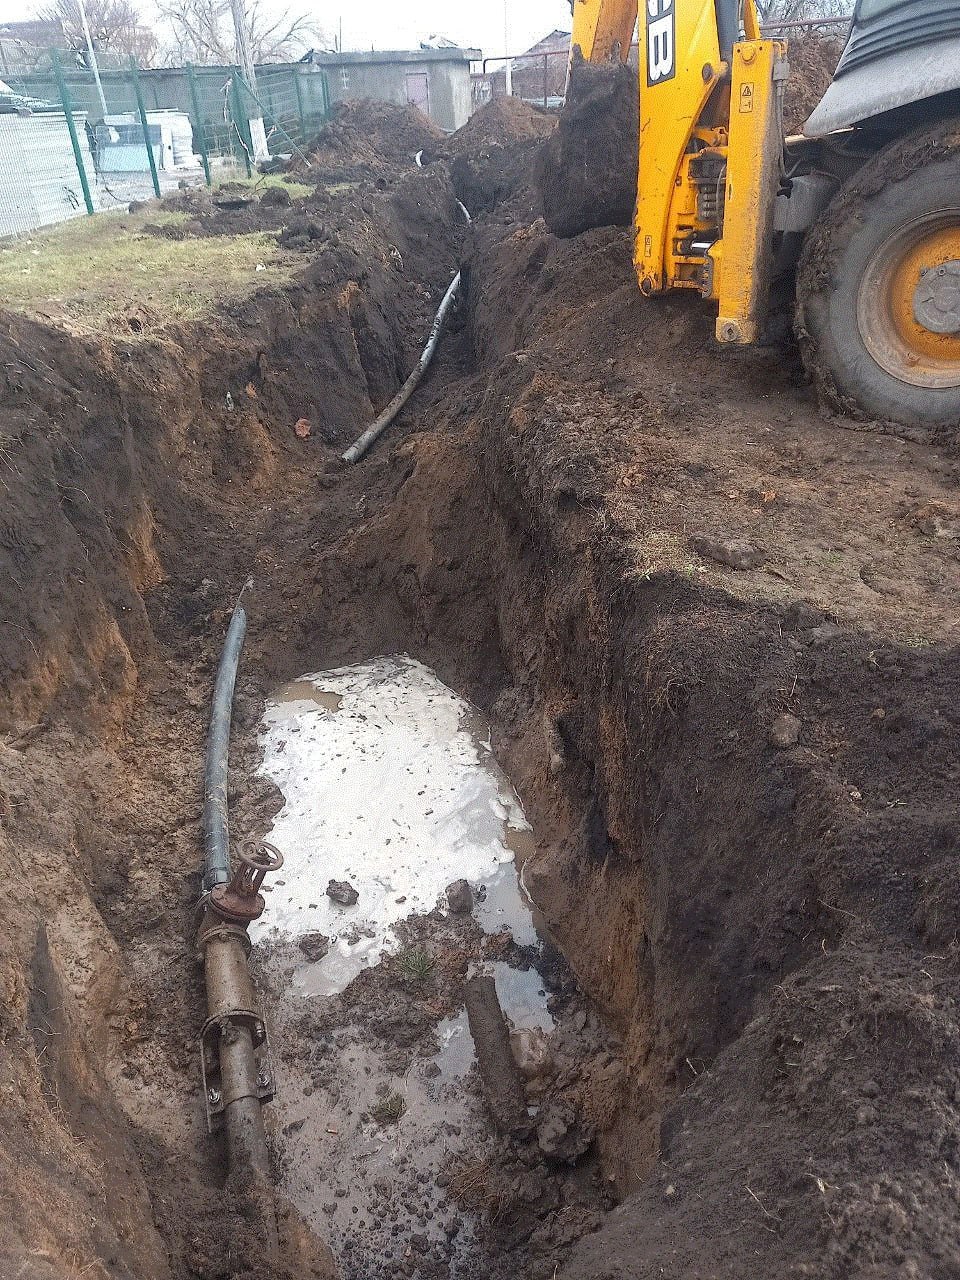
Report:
796,118,960,431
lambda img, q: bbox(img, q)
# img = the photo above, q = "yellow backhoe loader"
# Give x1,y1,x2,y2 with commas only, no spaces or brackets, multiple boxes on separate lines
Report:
562,0,960,427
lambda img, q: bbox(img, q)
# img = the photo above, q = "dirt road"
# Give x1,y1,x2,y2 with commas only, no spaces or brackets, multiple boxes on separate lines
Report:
0,95,957,1280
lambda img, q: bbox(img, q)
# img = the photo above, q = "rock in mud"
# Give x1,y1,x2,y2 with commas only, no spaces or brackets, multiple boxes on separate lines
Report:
511,1026,554,1081
446,878,473,914
298,931,330,961
536,51,638,238
769,713,802,749
464,974,531,1136
690,533,767,571
536,1098,595,1162
326,879,359,906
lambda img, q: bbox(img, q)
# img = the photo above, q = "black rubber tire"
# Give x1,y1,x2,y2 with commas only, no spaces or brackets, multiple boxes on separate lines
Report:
796,118,960,431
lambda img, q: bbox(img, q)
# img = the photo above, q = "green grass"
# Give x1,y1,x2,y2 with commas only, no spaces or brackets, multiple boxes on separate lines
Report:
221,172,314,200
394,948,435,986
0,208,297,334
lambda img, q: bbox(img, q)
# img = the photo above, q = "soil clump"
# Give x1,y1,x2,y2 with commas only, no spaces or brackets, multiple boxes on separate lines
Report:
536,52,638,237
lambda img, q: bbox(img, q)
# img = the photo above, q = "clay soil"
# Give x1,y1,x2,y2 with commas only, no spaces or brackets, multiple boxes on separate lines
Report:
1,95,959,1280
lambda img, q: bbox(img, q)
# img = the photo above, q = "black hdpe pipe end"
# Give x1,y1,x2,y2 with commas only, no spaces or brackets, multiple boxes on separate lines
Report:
203,580,252,893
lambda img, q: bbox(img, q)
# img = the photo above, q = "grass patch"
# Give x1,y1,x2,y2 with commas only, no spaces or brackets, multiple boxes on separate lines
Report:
393,947,435,987
221,172,314,200
370,1092,406,1125
0,208,297,334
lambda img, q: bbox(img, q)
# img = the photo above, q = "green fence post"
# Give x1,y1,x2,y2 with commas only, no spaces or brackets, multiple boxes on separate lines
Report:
129,57,161,199
186,63,212,186
230,69,252,177
320,70,331,120
292,67,307,142
51,49,95,216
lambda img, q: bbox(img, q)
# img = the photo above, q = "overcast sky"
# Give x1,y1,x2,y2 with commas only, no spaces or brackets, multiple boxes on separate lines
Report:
0,0,574,58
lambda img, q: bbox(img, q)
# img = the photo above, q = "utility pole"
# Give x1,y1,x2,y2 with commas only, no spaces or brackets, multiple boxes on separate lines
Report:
76,0,108,118
503,0,513,96
230,0,269,162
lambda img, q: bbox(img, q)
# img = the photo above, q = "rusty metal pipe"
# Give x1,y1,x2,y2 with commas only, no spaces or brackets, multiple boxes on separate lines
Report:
202,929,279,1263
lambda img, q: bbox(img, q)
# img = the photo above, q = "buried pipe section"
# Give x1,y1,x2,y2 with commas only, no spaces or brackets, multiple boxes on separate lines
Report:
342,199,472,465
197,583,283,1262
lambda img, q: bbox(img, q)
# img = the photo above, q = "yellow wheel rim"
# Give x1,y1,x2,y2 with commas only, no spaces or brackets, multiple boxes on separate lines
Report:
857,210,960,390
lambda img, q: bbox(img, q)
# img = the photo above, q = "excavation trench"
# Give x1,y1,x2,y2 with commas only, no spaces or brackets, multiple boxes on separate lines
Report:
2,105,960,1280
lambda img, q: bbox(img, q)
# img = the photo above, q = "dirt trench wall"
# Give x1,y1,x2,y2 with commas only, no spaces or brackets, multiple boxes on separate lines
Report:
0,167,460,1280
0,167,459,733
310,224,960,1277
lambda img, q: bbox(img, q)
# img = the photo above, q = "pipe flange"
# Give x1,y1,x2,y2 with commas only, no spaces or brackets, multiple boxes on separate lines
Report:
209,840,284,925
195,913,253,958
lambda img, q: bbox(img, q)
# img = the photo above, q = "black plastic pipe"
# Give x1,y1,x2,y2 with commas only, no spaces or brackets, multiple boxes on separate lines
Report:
203,581,251,891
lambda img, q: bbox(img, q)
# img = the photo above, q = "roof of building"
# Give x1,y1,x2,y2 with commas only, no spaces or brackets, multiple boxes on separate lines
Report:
0,18,64,44
520,29,572,56
304,46,481,67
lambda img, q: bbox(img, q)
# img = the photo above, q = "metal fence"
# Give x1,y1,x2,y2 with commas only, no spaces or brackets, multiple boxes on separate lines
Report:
477,21,850,112
0,56,331,237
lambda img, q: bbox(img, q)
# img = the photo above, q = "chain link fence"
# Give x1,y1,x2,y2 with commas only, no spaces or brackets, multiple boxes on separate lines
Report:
0,56,331,237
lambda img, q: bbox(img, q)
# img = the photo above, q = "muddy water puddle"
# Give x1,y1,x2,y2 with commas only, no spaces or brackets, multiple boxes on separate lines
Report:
250,655,563,1278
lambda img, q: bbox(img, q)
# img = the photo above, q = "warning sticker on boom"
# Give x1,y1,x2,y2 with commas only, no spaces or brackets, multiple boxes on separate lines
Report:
739,83,754,112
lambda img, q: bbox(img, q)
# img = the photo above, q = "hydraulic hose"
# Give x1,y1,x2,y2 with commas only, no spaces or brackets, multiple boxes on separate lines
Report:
203,580,252,892
342,198,473,465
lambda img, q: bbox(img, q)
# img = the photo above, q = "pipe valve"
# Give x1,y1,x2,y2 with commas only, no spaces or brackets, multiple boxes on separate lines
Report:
210,839,284,924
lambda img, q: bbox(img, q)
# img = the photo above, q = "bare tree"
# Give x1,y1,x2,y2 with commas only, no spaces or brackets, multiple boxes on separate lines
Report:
35,0,159,65
157,0,322,65
761,0,852,24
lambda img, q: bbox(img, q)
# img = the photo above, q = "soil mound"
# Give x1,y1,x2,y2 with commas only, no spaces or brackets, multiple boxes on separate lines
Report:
442,98,556,217
444,96,555,159
783,32,845,134
298,99,445,177
536,52,638,238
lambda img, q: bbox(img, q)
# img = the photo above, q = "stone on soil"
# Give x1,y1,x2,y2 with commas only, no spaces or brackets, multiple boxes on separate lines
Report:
327,879,359,906
769,713,802,749
446,878,473,914
298,931,330,961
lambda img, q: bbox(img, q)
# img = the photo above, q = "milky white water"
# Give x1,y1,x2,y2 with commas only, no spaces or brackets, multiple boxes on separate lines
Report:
250,655,541,996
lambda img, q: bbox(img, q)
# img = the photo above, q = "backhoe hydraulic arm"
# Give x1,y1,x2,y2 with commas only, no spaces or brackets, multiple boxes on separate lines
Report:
571,0,638,63
569,0,788,344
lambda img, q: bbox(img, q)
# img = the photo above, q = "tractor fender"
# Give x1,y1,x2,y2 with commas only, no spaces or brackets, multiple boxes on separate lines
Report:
804,35,960,137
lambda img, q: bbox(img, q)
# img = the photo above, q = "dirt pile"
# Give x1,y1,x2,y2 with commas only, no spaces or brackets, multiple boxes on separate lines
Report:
783,32,846,134
536,52,638,238
445,97,556,156
439,98,556,218
297,99,445,180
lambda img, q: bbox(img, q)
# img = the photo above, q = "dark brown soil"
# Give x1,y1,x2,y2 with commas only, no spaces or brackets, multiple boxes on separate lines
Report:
441,98,556,218
783,32,846,135
295,99,446,181
1,96,959,1280
536,52,638,238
